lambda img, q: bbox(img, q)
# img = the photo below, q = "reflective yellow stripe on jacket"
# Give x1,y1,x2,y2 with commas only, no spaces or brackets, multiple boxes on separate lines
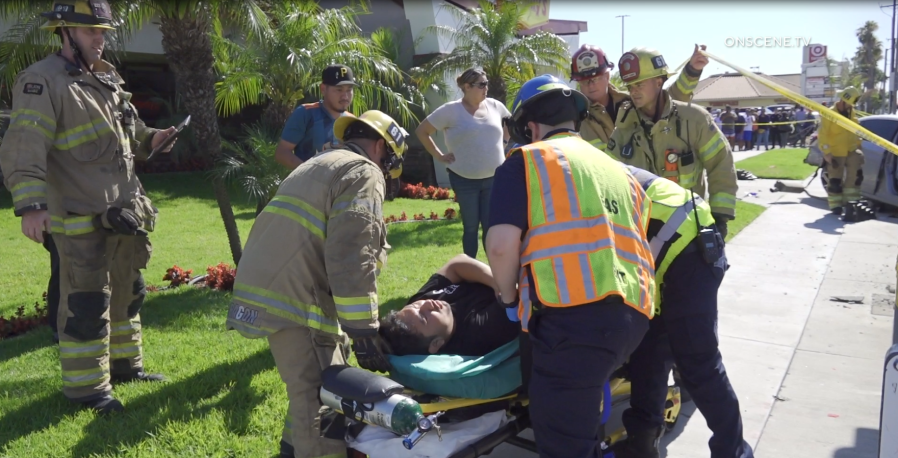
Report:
50,215,96,235
625,165,716,313
10,180,47,205
515,133,655,331
263,195,327,239
10,108,56,140
230,283,339,335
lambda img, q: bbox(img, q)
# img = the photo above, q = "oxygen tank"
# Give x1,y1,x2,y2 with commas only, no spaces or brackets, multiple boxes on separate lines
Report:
319,385,425,436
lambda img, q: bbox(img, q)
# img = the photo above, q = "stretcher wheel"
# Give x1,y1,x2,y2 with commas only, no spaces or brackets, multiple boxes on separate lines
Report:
663,386,682,434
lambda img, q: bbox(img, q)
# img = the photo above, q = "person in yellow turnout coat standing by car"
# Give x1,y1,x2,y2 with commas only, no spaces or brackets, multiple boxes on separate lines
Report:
819,86,864,215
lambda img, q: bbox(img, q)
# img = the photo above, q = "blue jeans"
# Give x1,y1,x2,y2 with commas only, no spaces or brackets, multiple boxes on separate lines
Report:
447,169,493,258
756,129,770,148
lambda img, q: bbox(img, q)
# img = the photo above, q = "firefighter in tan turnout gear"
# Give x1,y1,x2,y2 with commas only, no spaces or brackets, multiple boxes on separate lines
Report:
0,0,178,415
606,47,738,236
226,110,407,458
572,44,708,151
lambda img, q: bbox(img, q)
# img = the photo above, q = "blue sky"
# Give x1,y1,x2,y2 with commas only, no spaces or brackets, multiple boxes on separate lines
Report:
550,1,893,77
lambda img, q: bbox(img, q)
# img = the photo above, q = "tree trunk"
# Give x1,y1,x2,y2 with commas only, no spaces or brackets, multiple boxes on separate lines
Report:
262,102,294,133
159,12,243,265
488,77,508,105
255,197,269,217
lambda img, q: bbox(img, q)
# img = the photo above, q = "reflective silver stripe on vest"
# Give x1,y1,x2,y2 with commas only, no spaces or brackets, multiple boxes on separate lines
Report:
649,199,696,259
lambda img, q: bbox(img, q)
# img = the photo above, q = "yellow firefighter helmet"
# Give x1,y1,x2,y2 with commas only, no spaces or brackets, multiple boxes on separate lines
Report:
838,86,861,106
618,47,670,86
41,0,116,31
334,110,408,179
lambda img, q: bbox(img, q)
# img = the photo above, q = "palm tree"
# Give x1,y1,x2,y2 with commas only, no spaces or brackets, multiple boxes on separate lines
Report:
417,0,570,104
0,1,274,265
213,2,420,131
210,122,286,216
851,21,885,112
369,26,448,120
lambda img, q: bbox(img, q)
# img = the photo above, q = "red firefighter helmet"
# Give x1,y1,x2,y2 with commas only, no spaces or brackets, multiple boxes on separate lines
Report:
571,44,614,81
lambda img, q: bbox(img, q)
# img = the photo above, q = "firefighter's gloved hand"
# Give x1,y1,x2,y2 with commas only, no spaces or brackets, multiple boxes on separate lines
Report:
712,213,730,240
101,207,148,236
347,329,393,373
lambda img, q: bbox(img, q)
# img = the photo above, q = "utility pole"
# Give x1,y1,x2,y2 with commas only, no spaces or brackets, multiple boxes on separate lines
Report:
890,0,896,113
615,15,630,55
885,49,889,92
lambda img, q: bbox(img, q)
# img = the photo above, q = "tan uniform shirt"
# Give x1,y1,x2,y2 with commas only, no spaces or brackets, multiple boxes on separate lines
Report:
0,54,158,224
226,146,389,338
579,65,703,151
605,92,739,218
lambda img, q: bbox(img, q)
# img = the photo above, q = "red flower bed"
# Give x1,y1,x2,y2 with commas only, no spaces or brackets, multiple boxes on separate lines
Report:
204,262,236,292
0,298,49,340
163,265,194,287
383,208,456,224
398,182,453,200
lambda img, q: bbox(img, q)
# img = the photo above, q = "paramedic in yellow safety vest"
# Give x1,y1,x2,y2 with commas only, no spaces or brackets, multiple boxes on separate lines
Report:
572,44,709,151
615,166,754,458
486,74,655,458
225,110,406,458
0,0,179,415
819,86,864,215
605,47,738,238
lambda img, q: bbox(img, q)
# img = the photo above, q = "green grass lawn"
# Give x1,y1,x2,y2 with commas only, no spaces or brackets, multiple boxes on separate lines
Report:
735,147,818,180
0,173,761,457
728,201,766,243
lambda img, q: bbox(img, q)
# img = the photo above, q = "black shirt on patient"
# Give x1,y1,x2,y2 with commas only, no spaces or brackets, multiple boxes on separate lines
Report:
408,274,520,357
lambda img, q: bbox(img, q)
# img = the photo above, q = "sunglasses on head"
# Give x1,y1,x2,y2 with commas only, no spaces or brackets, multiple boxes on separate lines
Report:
471,81,488,88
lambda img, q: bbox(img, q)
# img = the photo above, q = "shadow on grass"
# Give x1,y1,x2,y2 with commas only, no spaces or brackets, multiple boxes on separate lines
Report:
141,287,232,331
69,347,275,458
0,392,79,451
140,173,255,213
0,326,55,364
235,210,258,221
386,220,463,253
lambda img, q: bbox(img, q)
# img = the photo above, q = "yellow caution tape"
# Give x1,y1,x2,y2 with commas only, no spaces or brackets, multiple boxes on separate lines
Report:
698,49,898,157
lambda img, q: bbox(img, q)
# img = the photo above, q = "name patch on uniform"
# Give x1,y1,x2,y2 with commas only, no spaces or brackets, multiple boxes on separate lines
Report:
233,305,260,325
23,83,43,95
621,143,634,159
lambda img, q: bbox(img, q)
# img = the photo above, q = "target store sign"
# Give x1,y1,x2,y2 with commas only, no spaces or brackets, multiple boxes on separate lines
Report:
806,44,827,63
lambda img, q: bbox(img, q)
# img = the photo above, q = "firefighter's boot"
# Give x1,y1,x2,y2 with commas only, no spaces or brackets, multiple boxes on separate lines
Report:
842,201,858,222
79,395,124,416
614,426,663,458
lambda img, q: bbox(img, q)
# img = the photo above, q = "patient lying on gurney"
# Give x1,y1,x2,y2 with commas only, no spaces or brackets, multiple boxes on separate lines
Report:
379,254,520,357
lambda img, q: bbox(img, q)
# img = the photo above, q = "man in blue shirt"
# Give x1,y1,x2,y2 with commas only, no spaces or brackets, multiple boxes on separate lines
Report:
274,64,356,170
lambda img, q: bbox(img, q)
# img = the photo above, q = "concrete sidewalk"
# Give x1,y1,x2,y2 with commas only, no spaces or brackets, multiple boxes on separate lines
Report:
488,176,895,458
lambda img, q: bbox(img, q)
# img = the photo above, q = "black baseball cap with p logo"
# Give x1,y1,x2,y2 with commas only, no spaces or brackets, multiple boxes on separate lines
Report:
322,65,358,86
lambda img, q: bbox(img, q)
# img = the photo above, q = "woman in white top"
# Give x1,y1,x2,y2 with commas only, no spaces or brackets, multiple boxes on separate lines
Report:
416,68,510,258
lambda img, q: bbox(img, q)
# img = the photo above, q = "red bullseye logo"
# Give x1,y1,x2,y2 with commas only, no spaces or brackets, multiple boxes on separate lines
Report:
809,45,826,61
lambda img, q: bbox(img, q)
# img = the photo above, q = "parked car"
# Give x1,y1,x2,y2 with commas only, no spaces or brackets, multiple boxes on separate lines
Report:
812,114,898,208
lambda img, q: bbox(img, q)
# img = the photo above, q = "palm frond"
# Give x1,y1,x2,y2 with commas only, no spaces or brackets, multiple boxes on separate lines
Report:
0,13,57,90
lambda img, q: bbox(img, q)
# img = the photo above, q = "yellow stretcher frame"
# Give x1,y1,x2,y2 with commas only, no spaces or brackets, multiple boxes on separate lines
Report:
377,374,683,458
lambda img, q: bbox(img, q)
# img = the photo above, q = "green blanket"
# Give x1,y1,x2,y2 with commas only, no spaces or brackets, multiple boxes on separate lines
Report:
387,339,521,399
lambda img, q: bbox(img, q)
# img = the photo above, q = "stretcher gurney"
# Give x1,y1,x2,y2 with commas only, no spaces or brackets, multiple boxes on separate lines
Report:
320,340,683,458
